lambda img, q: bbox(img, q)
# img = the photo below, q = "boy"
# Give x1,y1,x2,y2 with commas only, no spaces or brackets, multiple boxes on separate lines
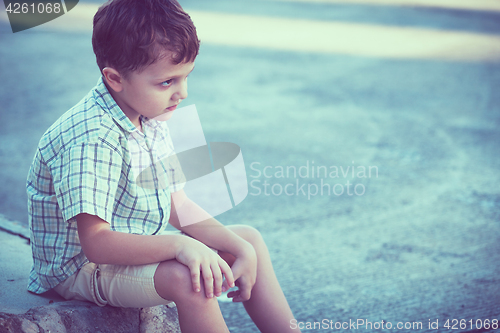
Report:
26,0,299,332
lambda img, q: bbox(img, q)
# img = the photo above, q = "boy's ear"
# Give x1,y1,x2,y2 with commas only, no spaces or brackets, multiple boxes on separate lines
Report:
102,67,124,93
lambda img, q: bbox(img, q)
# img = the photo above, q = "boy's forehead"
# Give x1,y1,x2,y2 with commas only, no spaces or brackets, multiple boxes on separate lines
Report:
143,55,195,79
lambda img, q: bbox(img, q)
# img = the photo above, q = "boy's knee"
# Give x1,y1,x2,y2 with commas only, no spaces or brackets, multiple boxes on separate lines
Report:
232,225,265,247
162,261,189,284
154,260,214,304
155,260,190,300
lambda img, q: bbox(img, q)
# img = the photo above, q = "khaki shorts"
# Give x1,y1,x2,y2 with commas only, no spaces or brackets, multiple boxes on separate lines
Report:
54,230,218,308
54,261,168,308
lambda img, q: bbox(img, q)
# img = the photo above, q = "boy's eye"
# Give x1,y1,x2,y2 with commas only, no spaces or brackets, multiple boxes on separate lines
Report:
161,79,173,87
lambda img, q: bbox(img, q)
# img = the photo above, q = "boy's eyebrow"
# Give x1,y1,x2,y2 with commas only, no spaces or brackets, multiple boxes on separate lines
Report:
158,65,195,82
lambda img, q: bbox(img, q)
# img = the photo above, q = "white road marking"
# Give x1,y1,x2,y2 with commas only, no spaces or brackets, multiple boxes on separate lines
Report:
2,3,499,62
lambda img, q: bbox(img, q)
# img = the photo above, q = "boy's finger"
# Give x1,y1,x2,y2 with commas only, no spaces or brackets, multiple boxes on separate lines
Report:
221,277,230,292
189,264,201,293
219,259,235,289
211,263,223,297
232,289,251,302
239,288,252,301
227,290,238,299
200,262,214,298
236,280,251,302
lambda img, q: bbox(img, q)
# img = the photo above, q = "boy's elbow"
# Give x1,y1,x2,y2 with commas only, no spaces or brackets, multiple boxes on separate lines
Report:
81,247,106,264
79,229,113,264
80,239,107,264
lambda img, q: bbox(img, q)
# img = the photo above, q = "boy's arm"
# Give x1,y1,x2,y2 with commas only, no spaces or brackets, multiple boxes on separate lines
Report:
76,213,234,297
169,189,258,302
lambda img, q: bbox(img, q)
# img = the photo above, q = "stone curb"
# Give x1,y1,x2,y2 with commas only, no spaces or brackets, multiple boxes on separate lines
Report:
0,214,30,240
0,301,180,333
0,215,181,332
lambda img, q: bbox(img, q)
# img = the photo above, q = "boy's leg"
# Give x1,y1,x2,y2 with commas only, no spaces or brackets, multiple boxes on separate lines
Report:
220,225,299,333
154,259,230,333
55,259,229,333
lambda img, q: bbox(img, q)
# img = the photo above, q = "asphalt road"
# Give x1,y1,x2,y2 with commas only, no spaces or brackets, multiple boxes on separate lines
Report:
1,1,500,332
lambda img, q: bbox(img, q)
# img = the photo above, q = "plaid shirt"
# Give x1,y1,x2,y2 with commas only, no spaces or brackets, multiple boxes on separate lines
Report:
27,77,185,294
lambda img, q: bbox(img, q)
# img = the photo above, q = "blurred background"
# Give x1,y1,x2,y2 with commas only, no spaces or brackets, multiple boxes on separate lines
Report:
1,0,500,331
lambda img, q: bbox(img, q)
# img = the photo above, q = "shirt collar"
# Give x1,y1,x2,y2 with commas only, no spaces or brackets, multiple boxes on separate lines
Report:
92,76,138,133
142,116,165,131
92,77,169,138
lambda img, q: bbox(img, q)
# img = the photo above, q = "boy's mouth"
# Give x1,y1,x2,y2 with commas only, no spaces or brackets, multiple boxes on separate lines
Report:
166,104,178,112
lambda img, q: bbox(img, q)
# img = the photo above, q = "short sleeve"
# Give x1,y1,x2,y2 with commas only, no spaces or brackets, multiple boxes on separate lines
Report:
53,143,122,223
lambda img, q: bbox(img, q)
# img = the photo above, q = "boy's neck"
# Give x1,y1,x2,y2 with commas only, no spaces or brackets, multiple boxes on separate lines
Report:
127,115,143,133
104,79,143,132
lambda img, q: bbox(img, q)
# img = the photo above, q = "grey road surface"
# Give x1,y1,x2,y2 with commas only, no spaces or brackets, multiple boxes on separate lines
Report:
1,1,499,332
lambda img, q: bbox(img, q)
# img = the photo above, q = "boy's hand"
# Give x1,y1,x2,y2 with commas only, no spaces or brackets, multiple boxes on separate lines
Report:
175,237,235,298
227,242,257,302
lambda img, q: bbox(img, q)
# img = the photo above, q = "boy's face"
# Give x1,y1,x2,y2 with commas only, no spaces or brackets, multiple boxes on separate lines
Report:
109,51,195,125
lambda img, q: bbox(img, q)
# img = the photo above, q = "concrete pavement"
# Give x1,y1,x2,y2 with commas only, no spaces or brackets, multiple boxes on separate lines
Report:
0,217,64,315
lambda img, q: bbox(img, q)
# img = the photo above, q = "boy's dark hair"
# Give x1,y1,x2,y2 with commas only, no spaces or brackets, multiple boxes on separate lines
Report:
92,0,199,77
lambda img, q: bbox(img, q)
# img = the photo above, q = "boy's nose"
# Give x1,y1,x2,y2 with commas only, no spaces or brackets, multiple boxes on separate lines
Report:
172,80,188,101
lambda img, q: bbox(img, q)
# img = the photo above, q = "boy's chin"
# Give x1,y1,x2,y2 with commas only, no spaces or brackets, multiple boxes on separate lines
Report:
153,111,174,122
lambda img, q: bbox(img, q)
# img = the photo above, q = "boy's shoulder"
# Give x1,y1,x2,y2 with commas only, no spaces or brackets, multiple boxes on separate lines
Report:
38,78,131,165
